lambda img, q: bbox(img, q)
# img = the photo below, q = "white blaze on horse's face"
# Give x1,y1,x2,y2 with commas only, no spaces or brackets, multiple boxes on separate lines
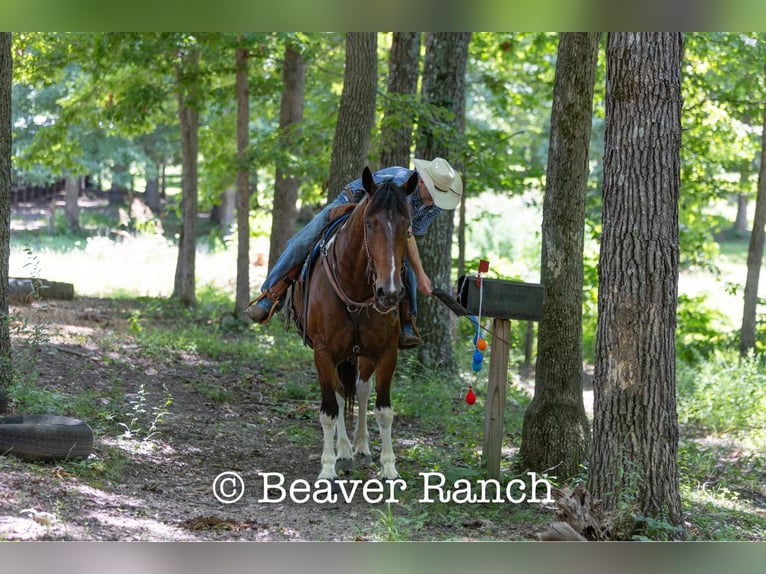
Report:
368,212,407,309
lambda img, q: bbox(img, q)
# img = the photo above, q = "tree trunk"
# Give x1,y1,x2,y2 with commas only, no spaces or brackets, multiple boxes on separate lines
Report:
234,45,251,320
519,33,599,480
415,32,471,372
733,192,748,236
740,81,766,355
211,185,236,230
589,32,684,533
144,173,161,213
379,32,421,168
0,32,12,408
65,175,80,233
172,45,200,308
325,33,377,201
268,43,306,275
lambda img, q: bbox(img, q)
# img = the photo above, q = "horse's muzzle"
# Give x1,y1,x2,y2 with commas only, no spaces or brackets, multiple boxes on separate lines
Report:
375,285,405,309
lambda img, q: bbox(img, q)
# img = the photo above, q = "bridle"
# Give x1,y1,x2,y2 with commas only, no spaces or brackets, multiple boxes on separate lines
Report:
320,198,401,317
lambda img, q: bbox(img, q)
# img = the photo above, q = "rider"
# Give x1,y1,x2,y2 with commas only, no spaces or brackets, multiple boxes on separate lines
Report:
246,157,463,348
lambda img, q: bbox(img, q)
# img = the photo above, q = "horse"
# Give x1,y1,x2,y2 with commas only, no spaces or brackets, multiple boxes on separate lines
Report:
290,166,418,482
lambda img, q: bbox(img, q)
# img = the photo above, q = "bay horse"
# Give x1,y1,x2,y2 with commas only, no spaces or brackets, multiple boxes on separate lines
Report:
290,167,418,482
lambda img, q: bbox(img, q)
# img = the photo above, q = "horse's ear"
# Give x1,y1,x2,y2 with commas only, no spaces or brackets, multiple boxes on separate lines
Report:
403,170,418,196
362,167,375,196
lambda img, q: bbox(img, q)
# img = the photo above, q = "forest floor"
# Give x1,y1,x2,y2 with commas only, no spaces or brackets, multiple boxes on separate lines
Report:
0,296,551,541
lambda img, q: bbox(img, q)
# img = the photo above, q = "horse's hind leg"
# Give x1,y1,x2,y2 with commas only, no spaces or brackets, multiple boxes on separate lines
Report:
353,359,374,464
334,361,355,473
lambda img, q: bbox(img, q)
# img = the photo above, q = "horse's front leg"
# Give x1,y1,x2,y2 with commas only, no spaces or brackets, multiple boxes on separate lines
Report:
334,391,354,472
374,352,400,480
316,348,341,481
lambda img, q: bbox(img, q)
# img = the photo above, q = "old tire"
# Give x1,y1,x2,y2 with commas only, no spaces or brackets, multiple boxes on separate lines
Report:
0,415,94,462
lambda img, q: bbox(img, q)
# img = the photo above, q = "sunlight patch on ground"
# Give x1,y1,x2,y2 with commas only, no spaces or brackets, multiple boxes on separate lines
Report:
9,234,271,299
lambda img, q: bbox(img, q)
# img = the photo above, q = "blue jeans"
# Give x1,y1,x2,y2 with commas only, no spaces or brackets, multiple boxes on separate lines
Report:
259,193,418,321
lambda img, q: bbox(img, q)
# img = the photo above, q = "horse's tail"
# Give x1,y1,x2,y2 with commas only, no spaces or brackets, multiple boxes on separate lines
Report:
337,359,357,434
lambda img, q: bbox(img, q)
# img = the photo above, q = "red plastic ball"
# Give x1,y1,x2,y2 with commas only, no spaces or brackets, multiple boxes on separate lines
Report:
465,387,476,405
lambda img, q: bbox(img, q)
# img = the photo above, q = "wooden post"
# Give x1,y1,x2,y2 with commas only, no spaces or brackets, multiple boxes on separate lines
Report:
483,317,511,480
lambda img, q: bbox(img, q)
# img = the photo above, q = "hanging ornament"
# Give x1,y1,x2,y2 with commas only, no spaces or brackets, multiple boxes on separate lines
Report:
465,385,476,405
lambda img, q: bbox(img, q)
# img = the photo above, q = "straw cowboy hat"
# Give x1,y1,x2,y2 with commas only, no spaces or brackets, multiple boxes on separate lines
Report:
413,157,463,210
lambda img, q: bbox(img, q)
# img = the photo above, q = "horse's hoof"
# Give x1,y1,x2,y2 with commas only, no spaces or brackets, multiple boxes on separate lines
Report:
316,477,342,495
336,457,354,473
354,453,373,466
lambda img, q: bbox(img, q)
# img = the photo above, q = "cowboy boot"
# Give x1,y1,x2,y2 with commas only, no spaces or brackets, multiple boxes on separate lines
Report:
398,295,421,348
246,264,303,324
398,320,421,349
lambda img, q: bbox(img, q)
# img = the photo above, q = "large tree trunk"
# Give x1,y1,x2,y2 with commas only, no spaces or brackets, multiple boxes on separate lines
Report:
519,32,600,479
740,80,766,355
325,33,377,200
589,32,684,534
234,45,251,320
172,44,200,308
0,32,12,408
64,176,80,233
379,32,421,169
415,32,470,372
268,43,306,274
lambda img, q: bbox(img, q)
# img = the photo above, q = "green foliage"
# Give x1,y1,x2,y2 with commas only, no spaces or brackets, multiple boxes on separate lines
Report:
117,383,173,441
677,350,766,439
676,294,735,363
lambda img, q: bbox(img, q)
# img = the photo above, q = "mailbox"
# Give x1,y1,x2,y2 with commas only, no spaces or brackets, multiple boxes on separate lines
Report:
456,275,544,321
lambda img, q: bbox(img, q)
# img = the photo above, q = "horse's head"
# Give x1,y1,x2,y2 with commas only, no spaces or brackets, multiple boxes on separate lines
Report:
360,167,418,309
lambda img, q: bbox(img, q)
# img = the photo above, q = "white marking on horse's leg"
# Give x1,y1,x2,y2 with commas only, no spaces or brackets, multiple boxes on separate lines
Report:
318,412,337,480
353,376,372,458
334,391,353,462
374,406,399,479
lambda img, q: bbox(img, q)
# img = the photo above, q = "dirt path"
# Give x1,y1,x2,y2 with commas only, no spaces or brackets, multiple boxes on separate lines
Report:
0,297,546,541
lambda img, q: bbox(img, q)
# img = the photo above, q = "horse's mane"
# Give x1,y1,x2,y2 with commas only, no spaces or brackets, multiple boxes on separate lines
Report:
365,178,412,219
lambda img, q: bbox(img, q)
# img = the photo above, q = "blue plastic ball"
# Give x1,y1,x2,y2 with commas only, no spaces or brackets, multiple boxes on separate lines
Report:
473,350,484,363
472,360,483,372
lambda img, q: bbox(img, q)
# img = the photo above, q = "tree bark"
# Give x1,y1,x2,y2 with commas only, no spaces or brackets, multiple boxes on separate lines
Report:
740,79,766,355
65,176,80,233
0,32,12,408
520,33,600,479
379,32,421,169
211,186,236,229
268,43,306,275
415,32,471,372
234,45,251,320
144,173,161,213
325,33,377,201
733,192,748,236
172,44,200,308
589,32,684,532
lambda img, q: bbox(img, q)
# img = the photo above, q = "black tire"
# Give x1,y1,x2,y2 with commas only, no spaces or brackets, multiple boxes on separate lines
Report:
0,415,94,462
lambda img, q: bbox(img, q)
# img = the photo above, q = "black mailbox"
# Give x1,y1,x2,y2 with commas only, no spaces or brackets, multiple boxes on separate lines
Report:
457,275,544,321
